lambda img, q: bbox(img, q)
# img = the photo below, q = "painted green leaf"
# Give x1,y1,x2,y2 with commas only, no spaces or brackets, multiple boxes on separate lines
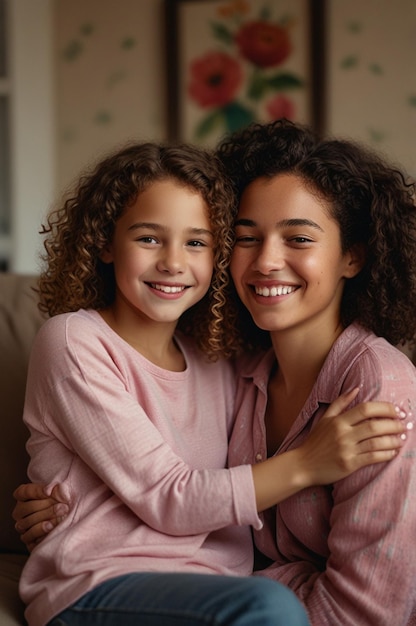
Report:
80,23,94,37
62,39,84,62
267,73,304,90
94,110,113,125
260,7,272,20
341,55,358,69
195,103,255,140
347,20,362,34
210,21,234,45
247,73,268,99
223,102,255,132
279,13,293,27
121,37,136,50
369,63,383,75
248,72,303,100
194,109,225,140
368,128,385,143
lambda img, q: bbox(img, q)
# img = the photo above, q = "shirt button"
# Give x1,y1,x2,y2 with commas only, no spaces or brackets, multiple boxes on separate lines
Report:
255,453,262,462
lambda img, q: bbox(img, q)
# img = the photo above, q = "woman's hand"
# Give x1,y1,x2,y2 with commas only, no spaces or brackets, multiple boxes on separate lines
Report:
12,483,69,552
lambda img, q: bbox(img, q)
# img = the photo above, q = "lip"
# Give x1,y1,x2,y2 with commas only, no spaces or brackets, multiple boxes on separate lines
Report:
146,282,190,299
250,282,299,300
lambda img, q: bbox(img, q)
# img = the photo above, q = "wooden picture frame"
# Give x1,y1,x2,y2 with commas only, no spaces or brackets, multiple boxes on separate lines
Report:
165,0,326,145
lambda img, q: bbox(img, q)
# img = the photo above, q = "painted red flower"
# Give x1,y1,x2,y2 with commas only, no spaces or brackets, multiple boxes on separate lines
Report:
235,21,291,68
266,94,295,121
188,51,243,108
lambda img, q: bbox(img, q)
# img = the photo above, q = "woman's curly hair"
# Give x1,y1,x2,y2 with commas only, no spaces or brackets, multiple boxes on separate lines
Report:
38,141,239,360
217,119,416,353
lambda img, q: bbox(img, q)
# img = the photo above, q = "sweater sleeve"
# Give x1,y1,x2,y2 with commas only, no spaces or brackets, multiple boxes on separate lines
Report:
24,314,261,536
256,348,416,626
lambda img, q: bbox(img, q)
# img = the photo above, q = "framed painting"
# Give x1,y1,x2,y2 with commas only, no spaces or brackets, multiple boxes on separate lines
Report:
165,0,326,145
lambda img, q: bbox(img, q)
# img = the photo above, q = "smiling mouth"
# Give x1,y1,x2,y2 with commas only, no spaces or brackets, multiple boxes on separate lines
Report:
149,283,187,294
254,285,297,297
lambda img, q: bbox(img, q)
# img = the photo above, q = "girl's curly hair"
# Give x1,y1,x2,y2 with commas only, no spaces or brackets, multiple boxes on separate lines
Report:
38,141,239,360
217,119,416,352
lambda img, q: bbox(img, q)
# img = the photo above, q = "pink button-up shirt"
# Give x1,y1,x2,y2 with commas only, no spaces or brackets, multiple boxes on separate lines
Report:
229,323,416,626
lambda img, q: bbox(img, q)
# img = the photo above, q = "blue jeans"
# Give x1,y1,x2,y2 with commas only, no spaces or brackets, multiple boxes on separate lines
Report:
47,572,309,626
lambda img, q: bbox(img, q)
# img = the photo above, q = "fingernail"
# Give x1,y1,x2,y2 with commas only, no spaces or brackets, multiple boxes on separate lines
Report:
54,503,69,516
44,522,54,532
395,406,407,418
401,433,407,440
406,422,414,430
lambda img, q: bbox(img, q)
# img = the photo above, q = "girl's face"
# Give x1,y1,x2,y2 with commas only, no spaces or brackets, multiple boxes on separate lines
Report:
230,173,362,337
102,179,214,327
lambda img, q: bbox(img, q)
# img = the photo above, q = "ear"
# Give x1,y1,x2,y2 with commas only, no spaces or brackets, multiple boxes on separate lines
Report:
343,243,366,279
100,244,114,264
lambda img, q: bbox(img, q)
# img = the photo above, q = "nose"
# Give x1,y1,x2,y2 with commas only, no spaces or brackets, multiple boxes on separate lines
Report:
252,239,285,274
157,244,186,274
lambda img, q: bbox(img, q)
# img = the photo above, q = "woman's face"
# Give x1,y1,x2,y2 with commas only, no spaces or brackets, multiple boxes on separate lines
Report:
230,173,362,337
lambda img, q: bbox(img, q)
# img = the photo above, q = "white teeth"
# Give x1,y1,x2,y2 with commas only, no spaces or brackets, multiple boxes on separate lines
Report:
152,284,185,294
255,285,296,297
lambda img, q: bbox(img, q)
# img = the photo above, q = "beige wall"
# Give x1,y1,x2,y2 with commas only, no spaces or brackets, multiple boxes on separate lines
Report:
5,0,415,272
55,0,166,190
328,0,416,177
54,0,416,193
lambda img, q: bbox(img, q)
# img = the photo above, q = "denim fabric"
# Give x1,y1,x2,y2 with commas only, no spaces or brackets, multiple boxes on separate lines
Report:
47,572,309,626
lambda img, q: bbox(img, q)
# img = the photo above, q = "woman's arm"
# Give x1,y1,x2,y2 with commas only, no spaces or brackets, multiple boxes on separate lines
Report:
256,354,416,626
13,483,68,551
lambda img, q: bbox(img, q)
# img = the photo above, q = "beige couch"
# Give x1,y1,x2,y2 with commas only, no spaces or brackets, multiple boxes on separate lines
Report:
1,272,416,626
0,273,45,626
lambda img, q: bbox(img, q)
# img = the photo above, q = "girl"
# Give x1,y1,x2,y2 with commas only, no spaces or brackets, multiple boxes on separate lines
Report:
16,140,406,626
218,120,416,625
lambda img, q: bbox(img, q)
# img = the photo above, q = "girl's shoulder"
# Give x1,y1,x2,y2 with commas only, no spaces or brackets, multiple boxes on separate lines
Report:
36,309,103,342
175,330,236,380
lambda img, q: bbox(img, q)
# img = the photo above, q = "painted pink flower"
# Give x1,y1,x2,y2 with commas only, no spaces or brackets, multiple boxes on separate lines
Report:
266,94,295,121
188,51,243,108
235,21,291,68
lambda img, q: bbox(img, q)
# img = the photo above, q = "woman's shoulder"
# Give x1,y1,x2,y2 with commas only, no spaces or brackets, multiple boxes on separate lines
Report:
343,324,415,368
335,324,416,396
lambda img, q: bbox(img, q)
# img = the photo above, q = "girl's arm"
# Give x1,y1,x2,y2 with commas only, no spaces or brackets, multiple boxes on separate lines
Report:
252,389,407,510
14,391,407,550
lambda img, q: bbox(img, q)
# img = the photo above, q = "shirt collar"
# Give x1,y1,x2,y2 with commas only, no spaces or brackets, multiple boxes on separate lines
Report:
238,323,372,405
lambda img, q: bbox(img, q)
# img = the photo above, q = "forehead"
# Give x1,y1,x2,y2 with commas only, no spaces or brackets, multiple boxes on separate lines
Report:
238,174,332,222
116,179,211,234
134,180,208,214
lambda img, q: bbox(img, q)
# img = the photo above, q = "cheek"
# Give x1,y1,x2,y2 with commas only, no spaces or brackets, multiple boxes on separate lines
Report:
200,251,215,285
230,250,244,281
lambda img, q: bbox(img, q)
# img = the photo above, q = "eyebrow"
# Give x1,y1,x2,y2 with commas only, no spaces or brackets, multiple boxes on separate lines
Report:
235,217,324,232
127,222,213,237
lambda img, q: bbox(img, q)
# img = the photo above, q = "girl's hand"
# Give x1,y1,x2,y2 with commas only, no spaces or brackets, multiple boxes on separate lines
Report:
252,388,411,512
12,483,69,552
297,388,411,486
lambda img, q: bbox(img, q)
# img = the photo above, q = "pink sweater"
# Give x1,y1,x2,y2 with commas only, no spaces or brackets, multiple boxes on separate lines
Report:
20,310,261,626
229,323,416,626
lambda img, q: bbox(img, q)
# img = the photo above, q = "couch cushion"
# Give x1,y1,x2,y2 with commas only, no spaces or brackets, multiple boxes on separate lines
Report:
0,274,45,554
0,554,27,625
